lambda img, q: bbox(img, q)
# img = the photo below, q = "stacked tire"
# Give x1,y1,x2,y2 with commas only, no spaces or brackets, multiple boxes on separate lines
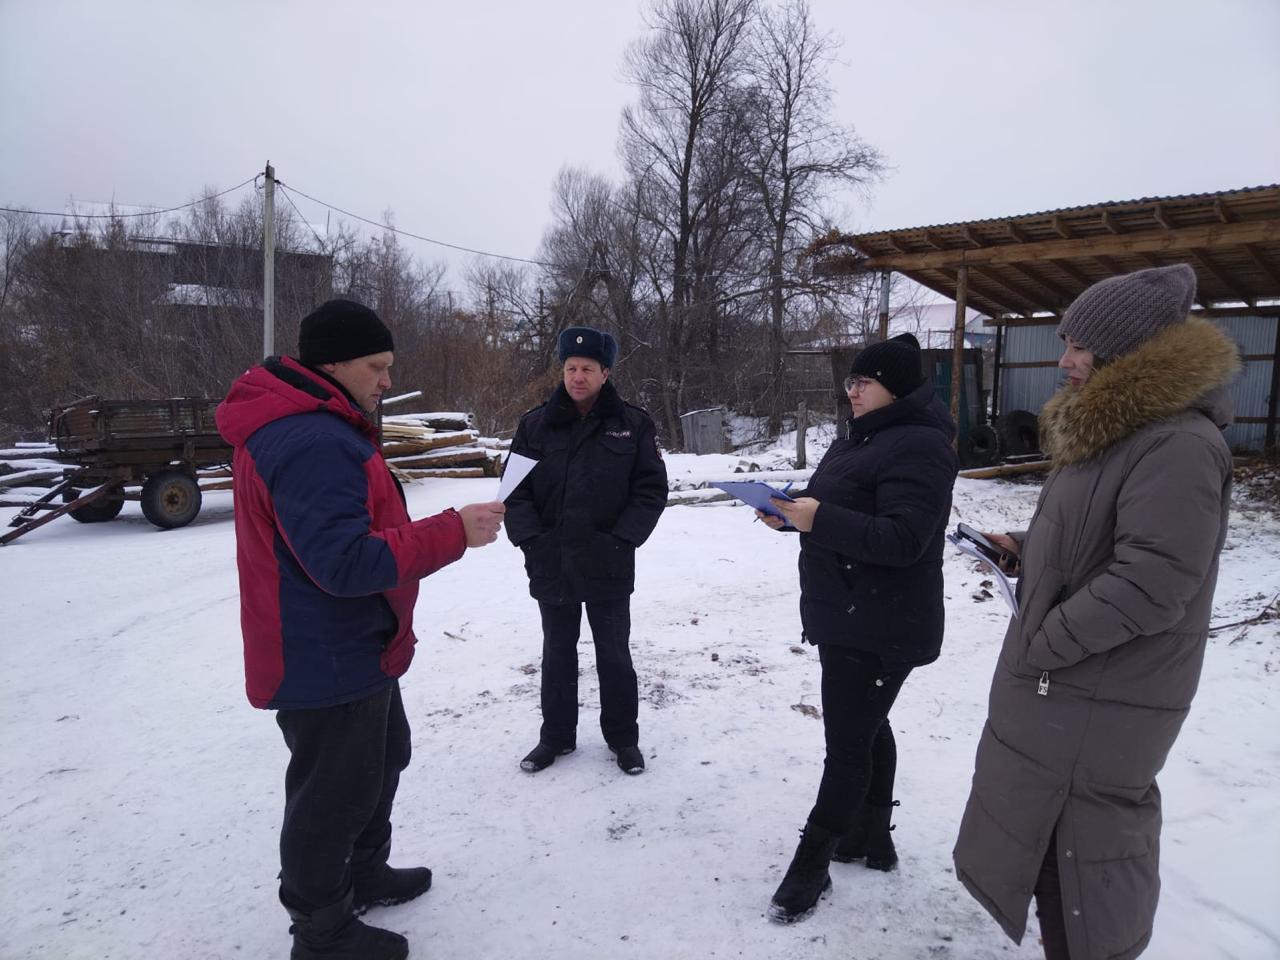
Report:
961,424,1003,468
997,410,1041,457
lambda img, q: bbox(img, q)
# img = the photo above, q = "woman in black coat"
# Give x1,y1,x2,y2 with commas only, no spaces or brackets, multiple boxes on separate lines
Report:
762,333,959,923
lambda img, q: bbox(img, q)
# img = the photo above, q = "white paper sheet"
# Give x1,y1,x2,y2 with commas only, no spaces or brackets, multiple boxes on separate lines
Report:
946,532,1019,615
497,452,538,502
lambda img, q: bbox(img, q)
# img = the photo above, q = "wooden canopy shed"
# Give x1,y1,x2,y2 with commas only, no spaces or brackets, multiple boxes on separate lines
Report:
810,184,1280,452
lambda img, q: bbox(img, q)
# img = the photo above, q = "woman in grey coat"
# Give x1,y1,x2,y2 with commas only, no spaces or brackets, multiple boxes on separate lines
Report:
954,264,1240,960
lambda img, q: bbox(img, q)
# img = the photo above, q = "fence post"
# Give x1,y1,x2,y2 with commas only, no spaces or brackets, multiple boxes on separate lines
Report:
796,399,808,469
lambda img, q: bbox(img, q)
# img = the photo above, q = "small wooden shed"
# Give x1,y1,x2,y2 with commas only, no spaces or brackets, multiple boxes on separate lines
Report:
679,407,728,455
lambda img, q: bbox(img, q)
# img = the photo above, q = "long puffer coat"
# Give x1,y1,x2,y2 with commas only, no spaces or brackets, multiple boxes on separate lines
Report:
953,316,1240,960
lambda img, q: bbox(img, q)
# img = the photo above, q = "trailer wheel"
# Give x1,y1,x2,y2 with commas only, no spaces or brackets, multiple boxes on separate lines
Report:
141,470,202,529
63,487,125,523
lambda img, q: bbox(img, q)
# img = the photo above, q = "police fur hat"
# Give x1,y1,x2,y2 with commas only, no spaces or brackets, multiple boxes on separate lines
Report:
558,326,618,368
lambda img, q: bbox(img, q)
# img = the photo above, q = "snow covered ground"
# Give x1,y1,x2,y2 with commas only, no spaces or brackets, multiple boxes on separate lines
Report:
2,450,1278,960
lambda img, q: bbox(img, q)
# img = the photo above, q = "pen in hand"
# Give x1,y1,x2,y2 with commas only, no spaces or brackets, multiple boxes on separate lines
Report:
754,482,794,525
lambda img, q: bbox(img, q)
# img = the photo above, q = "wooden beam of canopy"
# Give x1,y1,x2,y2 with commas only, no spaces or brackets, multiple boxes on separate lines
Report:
847,218,1279,273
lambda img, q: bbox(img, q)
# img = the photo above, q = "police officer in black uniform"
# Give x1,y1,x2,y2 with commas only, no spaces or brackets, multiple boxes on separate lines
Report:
505,326,668,776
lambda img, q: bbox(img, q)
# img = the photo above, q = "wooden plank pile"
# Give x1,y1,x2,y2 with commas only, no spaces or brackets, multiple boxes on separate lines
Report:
0,444,70,501
380,412,505,481
1,408,508,510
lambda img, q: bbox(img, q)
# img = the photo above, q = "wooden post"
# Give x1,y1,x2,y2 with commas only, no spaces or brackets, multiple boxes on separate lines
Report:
796,399,808,469
950,265,968,449
991,319,1004,423
877,270,891,340
1267,314,1280,453
262,161,276,359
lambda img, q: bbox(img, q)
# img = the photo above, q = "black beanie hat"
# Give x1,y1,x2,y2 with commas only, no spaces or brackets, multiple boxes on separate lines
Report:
558,326,618,368
298,299,394,365
849,332,925,398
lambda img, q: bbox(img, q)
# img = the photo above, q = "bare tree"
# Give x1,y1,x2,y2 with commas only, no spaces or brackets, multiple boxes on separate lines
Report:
744,0,884,430
620,0,757,445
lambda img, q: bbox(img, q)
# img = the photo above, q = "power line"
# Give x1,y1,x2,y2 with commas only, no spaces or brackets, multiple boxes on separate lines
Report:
5,171,839,292
275,184,328,251
277,179,557,268
0,176,260,220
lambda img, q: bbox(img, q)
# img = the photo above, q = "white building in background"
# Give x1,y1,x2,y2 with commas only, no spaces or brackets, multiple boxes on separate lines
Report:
890,301,994,350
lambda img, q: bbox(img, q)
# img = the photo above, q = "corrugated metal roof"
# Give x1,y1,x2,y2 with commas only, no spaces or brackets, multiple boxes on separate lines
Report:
811,184,1280,320
855,183,1280,237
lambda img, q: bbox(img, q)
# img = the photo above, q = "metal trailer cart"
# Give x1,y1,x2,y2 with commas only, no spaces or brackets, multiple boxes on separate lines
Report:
1,396,232,545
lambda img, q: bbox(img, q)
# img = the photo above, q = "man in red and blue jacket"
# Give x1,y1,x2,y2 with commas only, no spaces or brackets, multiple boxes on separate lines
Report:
216,299,504,960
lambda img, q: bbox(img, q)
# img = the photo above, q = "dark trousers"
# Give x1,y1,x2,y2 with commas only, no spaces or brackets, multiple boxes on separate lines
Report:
538,597,638,749
807,645,910,835
1034,831,1072,959
275,681,410,912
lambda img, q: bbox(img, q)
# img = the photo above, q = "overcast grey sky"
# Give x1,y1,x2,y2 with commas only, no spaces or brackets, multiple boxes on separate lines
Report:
2,0,1277,285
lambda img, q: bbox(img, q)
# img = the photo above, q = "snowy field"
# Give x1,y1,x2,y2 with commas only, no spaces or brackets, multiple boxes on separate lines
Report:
2,451,1278,960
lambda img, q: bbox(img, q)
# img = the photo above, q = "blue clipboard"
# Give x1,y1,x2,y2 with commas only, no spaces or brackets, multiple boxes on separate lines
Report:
709,480,797,527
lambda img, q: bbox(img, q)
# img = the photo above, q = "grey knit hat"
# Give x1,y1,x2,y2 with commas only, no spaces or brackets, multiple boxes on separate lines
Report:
1056,264,1196,360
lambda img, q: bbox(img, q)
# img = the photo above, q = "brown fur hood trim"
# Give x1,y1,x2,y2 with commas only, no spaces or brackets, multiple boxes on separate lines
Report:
1040,315,1240,466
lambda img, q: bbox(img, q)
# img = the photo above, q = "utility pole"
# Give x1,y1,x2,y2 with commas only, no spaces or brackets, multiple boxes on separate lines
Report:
262,161,276,359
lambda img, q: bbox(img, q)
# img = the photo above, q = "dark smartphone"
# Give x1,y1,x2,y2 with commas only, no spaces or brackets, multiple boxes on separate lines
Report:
956,523,1004,565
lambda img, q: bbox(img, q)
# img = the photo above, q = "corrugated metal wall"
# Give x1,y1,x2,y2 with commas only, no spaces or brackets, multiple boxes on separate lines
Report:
999,316,1277,452
998,325,1060,420
1216,315,1277,451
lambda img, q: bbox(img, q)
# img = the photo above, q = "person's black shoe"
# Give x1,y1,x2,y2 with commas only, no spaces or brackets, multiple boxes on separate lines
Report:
353,863,433,915
831,804,868,863
611,744,645,775
291,917,408,960
284,888,409,960
832,800,900,869
767,821,840,924
520,741,575,772
863,801,899,872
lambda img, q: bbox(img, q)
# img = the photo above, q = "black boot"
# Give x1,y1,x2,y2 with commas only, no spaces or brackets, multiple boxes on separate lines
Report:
284,888,408,960
610,744,646,775
863,801,899,872
767,821,841,924
520,741,576,773
352,840,432,915
831,803,868,863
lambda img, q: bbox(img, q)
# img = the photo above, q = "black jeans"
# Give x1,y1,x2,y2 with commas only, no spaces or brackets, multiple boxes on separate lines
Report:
1034,831,1072,959
807,645,910,835
538,597,638,749
275,681,410,912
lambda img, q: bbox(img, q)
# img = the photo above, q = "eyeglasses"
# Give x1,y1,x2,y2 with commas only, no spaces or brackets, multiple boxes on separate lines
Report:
843,376,875,394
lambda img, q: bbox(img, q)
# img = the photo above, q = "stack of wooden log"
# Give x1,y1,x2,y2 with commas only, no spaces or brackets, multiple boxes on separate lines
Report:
380,412,505,481
0,409,507,510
